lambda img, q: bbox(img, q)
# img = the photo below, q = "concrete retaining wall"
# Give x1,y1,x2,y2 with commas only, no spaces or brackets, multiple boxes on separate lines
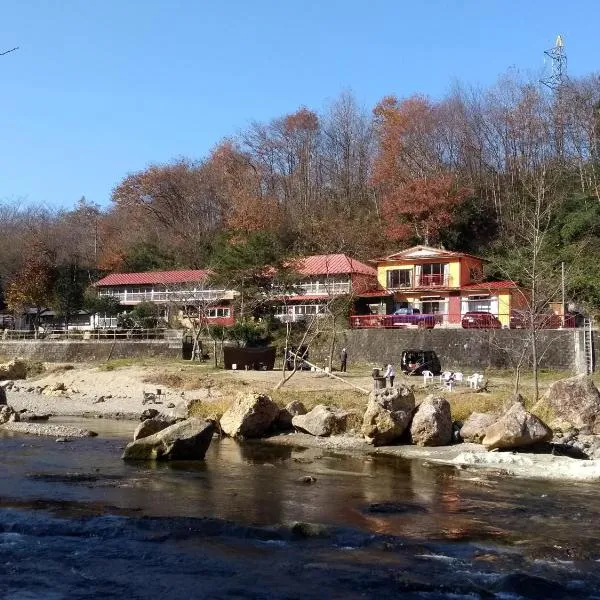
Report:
0,341,180,362
337,328,587,373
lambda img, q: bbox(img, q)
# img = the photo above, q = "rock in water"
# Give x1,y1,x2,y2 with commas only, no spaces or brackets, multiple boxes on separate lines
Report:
292,405,350,437
133,416,175,441
410,395,452,446
140,408,160,421
276,400,307,431
482,402,552,450
361,385,414,446
460,412,498,443
0,358,27,380
0,405,19,424
532,375,600,434
122,418,214,461
220,393,280,438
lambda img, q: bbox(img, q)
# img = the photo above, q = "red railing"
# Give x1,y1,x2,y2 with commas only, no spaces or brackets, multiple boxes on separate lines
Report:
350,313,578,330
416,274,450,287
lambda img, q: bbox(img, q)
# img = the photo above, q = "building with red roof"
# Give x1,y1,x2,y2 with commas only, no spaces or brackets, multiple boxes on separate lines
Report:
94,269,237,327
351,245,528,328
271,253,380,323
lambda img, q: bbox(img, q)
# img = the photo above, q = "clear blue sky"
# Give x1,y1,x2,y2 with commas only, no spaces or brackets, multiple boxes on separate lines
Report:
1,0,598,209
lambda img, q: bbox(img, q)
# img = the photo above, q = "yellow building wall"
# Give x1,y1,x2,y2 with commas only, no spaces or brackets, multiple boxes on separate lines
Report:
447,260,461,288
497,292,512,326
377,259,463,289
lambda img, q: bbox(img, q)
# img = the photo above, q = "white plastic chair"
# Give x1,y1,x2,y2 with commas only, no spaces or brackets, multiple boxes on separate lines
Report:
439,371,452,384
467,373,484,389
453,372,464,385
422,370,434,385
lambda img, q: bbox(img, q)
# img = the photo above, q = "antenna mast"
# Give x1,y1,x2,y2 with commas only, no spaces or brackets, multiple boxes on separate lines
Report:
541,35,567,90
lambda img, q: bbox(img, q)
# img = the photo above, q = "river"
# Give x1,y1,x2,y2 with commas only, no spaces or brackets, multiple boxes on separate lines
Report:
1,418,599,599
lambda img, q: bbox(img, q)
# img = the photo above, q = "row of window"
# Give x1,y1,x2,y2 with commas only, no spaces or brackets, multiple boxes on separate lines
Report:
273,304,327,316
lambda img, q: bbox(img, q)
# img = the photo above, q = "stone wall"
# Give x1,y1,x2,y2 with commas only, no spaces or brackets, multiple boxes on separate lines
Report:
0,340,180,363
335,328,586,373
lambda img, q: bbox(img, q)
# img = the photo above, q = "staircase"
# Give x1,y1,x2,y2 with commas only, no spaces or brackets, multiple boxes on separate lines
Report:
584,319,594,375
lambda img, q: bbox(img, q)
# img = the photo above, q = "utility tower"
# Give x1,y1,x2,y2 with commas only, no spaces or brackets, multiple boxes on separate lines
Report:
541,35,567,91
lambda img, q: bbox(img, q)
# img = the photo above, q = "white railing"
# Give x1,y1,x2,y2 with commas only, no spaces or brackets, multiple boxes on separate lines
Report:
297,281,351,296
98,289,234,303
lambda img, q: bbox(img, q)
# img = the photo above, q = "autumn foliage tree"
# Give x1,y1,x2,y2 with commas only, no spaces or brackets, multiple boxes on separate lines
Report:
5,240,56,333
372,95,467,245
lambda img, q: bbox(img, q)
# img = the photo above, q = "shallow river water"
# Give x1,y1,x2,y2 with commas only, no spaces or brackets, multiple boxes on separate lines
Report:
1,418,600,599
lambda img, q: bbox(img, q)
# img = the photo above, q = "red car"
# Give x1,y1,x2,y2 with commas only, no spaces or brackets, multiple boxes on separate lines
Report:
461,311,502,329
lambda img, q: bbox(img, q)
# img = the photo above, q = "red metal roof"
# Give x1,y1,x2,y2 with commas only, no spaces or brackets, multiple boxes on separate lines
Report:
95,270,211,287
291,254,376,277
462,280,518,291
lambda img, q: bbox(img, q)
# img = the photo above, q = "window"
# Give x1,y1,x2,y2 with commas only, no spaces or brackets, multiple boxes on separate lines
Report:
467,295,491,312
206,307,230,318
387,269,412,288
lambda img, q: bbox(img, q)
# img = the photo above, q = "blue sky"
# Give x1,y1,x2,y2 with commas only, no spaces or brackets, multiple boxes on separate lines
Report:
1,0,598,209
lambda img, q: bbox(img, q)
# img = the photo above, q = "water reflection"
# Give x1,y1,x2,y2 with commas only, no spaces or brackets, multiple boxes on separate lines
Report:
1,424,600,565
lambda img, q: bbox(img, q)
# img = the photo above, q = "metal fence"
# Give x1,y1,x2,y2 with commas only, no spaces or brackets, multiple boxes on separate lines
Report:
0,328,169,341
349,312,578,330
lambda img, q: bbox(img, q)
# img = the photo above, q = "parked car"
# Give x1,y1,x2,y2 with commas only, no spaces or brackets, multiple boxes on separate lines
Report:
461,311,502,329
400,349,441,375
510,309,576,329
383,307,436,329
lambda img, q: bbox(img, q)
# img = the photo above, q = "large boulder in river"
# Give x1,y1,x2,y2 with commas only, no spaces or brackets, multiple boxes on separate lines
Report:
460,412,498,444
133,416,175,441
410,395,453,446
0,358,27,380
276,400,307,431
122,418,214,461
361,385,414,446
220,393,280,439
0,405,19,424
292,404,349,437
482,402,552,450
532,375,600,434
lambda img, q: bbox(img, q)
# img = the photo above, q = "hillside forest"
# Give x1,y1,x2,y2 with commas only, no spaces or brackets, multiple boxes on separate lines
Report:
2,69,600,317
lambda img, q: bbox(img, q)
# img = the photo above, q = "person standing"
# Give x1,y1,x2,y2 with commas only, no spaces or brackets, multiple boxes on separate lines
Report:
384,363,396,387
340,347,348,372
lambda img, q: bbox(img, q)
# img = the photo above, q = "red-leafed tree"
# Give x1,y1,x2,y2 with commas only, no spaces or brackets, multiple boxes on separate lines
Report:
372,95,467,245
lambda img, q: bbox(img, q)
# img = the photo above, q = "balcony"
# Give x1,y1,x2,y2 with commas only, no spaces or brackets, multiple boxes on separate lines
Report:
297,281,351,296
98,288,235,304
415,274,451,287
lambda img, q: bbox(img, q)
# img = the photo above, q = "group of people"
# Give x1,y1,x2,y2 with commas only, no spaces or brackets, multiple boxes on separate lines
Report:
340,347,396,387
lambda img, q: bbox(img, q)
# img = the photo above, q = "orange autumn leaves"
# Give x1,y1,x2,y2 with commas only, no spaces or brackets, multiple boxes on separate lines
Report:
373,95,468,245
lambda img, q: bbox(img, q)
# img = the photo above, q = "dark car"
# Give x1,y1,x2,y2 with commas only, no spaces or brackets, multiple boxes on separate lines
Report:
383,307,436,329
510,310,575,329
461,311,502,329
400,349,441,375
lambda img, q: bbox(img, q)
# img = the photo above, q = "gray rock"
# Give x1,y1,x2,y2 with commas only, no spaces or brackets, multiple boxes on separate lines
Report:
460,412,499,444
0,405,19,424
122,418,214,461
133,416,174,441
361,385,415,446
532,375,600,434
292,405,349,437
276,400,307,431
140,408,160,421
93,396,106,404
19,411,51,422
482,402,552,450
2,423,96,437
410,395,453,446
220,393,280,439
0,359,27,380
